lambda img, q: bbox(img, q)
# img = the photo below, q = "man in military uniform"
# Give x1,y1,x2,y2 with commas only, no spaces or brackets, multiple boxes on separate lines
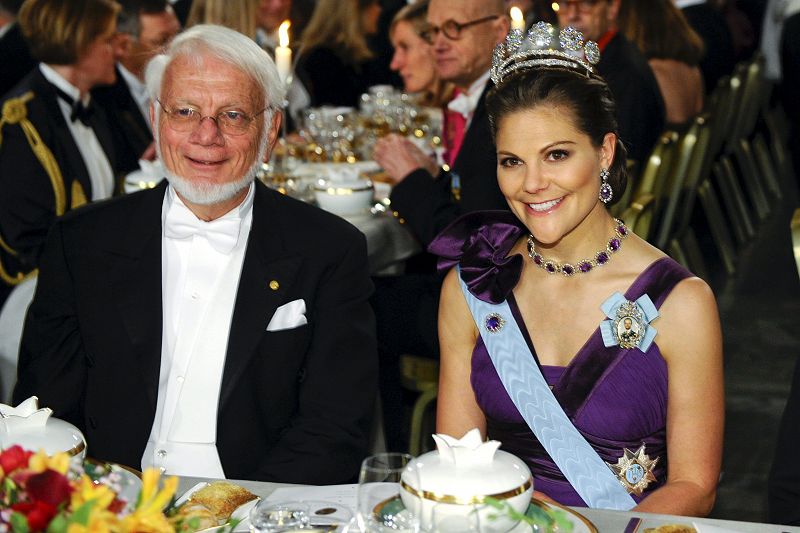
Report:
0,0,123,307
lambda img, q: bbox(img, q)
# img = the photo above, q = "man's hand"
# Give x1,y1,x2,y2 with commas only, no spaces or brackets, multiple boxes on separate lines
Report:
373,134,439,184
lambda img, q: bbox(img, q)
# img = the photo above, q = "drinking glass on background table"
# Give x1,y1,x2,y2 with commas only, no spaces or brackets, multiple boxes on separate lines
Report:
357,453,420,532
249,501,310,532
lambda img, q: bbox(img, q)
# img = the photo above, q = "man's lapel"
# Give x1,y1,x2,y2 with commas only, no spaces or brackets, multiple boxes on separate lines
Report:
32,71,95,199
452,80,493,176
104,182,166,408
219,183,303,407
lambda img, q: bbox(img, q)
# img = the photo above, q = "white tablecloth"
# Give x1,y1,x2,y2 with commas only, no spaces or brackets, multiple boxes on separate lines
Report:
176,478,800,533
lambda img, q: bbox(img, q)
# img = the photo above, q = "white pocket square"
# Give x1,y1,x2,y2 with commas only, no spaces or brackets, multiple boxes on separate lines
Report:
266,298,307,331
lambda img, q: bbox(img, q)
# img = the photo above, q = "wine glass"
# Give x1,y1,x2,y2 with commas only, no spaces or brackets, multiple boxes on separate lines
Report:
357,453,420,532
249,500,309,532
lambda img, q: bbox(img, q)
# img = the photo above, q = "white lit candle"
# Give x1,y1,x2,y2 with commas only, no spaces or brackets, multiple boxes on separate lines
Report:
275,20,292,85
510,7,525,31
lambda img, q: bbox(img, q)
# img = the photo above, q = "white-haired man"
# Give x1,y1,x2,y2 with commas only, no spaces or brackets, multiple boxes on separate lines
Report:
14,25,378,484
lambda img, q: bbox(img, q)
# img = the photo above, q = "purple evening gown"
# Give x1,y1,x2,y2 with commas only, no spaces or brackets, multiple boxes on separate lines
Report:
429,211,693,507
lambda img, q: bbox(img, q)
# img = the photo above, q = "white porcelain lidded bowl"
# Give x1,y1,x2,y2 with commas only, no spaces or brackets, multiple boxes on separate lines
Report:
0,396,87,460
313,176,374,216
400,429,533,533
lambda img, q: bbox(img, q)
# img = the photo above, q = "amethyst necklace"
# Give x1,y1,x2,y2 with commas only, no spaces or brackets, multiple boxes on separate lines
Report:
527,218,629,277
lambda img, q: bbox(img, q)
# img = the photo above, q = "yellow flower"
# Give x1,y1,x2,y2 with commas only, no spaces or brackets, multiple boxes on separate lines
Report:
29,449,70,474
71,475,116,511
119,468,178,533
67,516,117,533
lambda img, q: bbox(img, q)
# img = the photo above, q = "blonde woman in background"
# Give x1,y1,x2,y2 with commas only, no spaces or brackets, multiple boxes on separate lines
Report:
186,0,259,40
388,0,452,108
296,0,381,107
619,0,705,127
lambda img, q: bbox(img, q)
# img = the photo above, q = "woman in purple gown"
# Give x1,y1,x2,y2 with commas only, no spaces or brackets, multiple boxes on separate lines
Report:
431,24,723,515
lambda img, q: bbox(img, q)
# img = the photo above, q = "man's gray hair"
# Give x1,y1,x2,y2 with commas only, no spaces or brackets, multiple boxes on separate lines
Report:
145,24,286,110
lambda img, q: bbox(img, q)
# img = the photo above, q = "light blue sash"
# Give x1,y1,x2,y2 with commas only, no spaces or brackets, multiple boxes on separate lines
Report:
457,273,636,510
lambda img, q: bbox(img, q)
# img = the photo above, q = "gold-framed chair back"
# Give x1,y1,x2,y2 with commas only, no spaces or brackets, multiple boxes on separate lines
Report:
632,130,680,219
792,209,800,280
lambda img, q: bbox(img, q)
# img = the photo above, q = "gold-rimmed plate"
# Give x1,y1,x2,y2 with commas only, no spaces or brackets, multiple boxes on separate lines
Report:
84,459,143,512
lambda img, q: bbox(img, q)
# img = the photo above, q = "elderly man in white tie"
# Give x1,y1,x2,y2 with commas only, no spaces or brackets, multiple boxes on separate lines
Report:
13,24,378,485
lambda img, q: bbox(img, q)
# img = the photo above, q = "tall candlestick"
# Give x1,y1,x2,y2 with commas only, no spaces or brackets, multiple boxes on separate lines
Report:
510,7,525,31
275,20,292,85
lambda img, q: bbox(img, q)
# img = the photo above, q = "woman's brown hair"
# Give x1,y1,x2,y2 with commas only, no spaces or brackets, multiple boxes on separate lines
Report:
20,0,120,65
618,0,705,65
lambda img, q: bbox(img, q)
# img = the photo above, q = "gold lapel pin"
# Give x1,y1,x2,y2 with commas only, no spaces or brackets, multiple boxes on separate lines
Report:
268,280,279,291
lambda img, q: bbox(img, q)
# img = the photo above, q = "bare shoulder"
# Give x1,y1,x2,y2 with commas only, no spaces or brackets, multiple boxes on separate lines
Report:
439,267,479,341
656,274,721,363
660,274,718,321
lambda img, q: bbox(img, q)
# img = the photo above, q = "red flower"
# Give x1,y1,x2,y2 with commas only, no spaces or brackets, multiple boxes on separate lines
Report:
26,470,73,506
11,501,58,532
0,445,34,474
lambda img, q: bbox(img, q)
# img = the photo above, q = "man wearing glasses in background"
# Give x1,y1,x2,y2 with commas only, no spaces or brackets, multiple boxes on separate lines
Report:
370,0,508,453
14,25,378,485
555,0,664,164
373,0,509,245
93,0,181,174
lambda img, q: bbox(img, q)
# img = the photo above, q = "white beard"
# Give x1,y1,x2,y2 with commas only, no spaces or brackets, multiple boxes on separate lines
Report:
155,120,270,206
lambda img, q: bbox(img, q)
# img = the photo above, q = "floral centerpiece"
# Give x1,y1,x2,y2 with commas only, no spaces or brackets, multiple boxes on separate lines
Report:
0,445,207,533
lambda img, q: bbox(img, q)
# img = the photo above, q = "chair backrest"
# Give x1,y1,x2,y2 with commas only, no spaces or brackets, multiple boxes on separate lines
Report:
792,208,800,280
713,67,746,156
653,125,696,250
620,193,655,241
632,130,680,211
670,114,713,240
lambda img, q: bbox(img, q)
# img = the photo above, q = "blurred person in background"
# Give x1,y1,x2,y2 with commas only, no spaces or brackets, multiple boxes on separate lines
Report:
256,0,293,50
295,0,382,107
675,0,736,92
555,0,665,165
0,0,123,309
93,0,181,173
619,0,704,127
186,0,259,40
0,0,34,96
370,0,509,453
388,0,452,108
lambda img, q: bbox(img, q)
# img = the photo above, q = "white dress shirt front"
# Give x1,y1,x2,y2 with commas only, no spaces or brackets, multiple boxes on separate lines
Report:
39,64,114,201
446,69,490,129
141,183,254,477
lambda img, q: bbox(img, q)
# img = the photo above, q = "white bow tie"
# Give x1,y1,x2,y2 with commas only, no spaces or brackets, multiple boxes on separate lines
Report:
164,200,242,254
447,90,480,119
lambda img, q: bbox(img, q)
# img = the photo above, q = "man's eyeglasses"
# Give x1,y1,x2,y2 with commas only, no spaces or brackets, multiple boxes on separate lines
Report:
157,99,266,136
419,15,499,44
554,0,602,12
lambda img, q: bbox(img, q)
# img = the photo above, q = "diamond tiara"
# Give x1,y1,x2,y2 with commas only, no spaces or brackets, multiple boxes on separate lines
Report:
490,21,601,85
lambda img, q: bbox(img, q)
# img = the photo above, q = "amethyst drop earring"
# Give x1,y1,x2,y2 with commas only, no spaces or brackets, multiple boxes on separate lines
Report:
599,168,613,204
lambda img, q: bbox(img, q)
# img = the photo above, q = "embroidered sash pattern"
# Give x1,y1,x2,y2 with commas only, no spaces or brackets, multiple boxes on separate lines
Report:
458,271,636,510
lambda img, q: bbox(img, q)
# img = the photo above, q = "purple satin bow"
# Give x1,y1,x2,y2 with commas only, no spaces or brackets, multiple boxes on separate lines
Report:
428,211,525,304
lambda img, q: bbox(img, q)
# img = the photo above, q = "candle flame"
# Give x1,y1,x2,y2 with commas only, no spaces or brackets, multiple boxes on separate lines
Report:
510,6,524,22
551,2,560,11
278,20,291,47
